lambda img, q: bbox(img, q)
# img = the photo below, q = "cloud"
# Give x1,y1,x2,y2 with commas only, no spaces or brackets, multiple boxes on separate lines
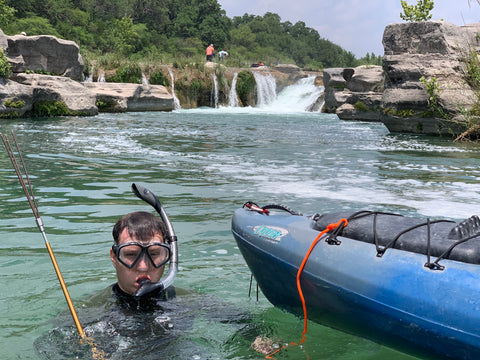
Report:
218,0,480,58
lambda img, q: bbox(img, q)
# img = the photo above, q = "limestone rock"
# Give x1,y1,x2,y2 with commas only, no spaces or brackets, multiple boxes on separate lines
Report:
274,64,302,75
381,21,480,135
0,78,33,117
346,66,384,92
6,35,84,81
1,73,97,117
84,82,174,112
323,66,384,120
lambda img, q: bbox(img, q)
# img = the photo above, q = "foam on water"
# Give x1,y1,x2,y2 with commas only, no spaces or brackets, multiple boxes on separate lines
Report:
2,82,479,360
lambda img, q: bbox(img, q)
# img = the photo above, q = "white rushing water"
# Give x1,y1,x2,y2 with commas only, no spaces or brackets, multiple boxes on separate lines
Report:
2,109,479,360
141,72,149,86
253,72,277,106
168,68,181,110
212,73,219,108
215,74,323,114
228,72,239,107
264,75,324,113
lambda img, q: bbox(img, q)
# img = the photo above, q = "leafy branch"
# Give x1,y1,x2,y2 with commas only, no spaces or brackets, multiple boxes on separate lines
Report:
400,0,434,22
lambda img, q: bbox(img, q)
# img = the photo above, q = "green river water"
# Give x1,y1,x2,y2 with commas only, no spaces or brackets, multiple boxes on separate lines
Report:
1,106,479,359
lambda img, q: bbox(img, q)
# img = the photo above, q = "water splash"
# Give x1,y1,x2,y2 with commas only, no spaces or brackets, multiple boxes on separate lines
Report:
142,73,149,86
83,66,94,82
212,74,219,108
168,68,181,110
264,76,324,113
196,75,323,114
253,72,276,106
228,73,239,107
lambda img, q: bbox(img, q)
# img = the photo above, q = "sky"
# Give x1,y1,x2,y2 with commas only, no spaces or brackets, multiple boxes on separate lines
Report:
217,0,480,58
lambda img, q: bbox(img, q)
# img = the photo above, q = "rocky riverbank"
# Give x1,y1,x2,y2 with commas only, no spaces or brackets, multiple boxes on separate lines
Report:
324,21,480,136
3,20,479,138
0,28,316,117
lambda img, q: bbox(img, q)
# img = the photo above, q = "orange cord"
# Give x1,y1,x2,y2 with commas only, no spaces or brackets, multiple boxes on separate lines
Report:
264,218,348,359
296,218,348,342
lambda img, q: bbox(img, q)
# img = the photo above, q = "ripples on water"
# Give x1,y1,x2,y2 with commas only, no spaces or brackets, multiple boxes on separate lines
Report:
1,108,479,359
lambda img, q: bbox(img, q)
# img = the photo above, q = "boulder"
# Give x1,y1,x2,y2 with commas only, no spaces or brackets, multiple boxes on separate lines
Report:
0,73,97,117
84,82,174,112
323,66,384,121
6,34,84,81
346,66,384,93
381,21,480,135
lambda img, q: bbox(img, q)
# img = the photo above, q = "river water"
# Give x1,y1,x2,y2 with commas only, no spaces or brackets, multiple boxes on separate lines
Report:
1,94,480,359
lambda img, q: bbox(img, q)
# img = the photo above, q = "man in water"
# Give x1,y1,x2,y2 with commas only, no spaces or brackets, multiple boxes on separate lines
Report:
110,211,174,308
36,210,261,358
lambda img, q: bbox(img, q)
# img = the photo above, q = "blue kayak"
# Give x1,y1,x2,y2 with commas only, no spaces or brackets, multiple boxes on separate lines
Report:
231,203,480,360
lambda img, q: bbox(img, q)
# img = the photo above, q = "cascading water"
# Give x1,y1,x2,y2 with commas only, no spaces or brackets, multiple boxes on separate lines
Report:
142,73,149,86
228,73,239,107
267,75,324,113
168,68,181,110
253,72,277,106
83,66,94,82
98,71,105,82
212,74,219,108
252,75,324,113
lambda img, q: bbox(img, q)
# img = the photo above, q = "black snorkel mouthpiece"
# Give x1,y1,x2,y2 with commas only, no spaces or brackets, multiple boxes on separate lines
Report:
131,183,178,298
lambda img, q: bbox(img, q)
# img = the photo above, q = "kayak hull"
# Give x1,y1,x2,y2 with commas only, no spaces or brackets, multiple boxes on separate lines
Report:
231,208,480,360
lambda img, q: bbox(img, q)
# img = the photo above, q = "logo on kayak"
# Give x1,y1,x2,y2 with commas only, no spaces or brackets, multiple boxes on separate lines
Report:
253,225,288,242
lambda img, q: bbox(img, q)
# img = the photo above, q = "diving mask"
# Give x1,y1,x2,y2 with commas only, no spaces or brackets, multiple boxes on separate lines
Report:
112,242,171,269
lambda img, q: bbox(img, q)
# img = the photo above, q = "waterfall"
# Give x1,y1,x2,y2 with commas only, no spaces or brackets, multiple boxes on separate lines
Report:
212,73,219,108
98,71,105,82
168,68,181,110
253,72,276,106
142,73,149,86
262,75,324,113
84,66,94,82
228,73,239,107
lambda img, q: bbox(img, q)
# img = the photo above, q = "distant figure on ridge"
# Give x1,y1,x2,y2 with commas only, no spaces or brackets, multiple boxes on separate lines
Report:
218,49,228,61
206,44,215,62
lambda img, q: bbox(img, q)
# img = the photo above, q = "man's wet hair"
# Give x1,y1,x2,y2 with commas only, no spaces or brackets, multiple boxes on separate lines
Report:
112,211,167,244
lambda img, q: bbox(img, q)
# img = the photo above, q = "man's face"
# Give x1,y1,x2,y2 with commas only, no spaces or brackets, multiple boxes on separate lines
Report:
110,227,166,295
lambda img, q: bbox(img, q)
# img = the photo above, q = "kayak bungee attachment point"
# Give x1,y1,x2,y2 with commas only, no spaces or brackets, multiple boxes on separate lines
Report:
232,202,480,359
243,201,302,216
131,183,178,298
1,131,105,359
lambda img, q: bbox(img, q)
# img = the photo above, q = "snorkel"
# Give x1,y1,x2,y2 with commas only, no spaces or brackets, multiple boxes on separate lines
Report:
131,183,178,298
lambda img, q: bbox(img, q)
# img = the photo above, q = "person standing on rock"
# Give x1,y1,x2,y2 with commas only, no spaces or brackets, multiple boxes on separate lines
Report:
206,44,215,62
218,49,228,61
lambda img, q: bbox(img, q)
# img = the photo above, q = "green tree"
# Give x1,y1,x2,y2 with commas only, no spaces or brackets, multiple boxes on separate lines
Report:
6,14,60,36
111,16,139,55
0,0,16,27
3,0,361,68
0,48,12,79
400,0,434,22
